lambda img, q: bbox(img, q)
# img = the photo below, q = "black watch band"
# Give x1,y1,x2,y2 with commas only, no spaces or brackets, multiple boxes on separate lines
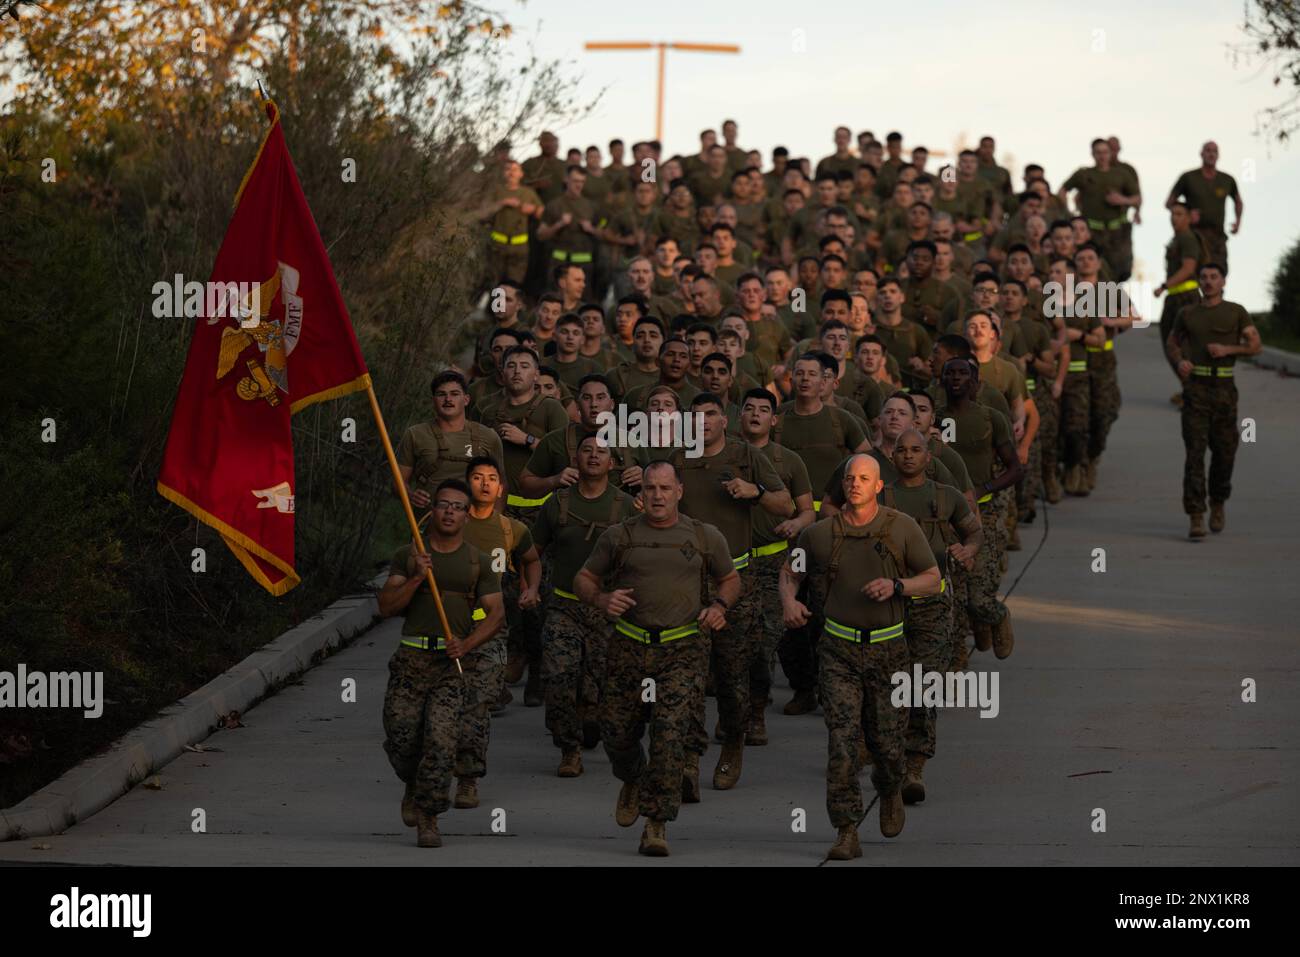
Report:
892,578,904,598
710,597,729,611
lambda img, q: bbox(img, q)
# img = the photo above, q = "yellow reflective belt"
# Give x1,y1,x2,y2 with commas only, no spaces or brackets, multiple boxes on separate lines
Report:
506,492,551,508
1167,279,1198,295
473,607,486,620
962,230,983,243
1026,379,1037,392
615,618,700,644
911,578,947,601
552,250,595,263
823,618,904,644
977,492,993,505
1191,365,1234,378
752,540,789,558
490,231,528,245
732,551,751,571
1068,359,1088,373
812,499,823,512
554,588,579,601
401,635,446,650
1085,339,1114,353
1086,216,1127,231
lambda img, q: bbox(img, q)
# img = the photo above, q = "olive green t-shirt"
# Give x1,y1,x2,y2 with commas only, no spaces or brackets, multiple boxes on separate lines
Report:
551,353,600,393
1170,300,1253,368
1170,169,1239,231
930,439,974,493
1015,318,1054,391
752,441,812,548
542,194,597,254
901,276,960,336
882,479,973,575
531,485,638,591
1062,311,1104,364
396,421,506,494
525,422,636,490
473,392,570,490
744,316,793,367
874,319,933,391
1165,229,1202,280
792,509,936,632
490,185,542,238
773,404,867,498
582,514,733,630
1062,166,1134,224
928,380,1012,420
463,511,533,576
388,542,501,641
678,438,786,558
607,361,661,400
979,355,1028,406
942,403,1014,489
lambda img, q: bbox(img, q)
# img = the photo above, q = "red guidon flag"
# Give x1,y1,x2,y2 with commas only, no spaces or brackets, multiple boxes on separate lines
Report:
157,101,370,595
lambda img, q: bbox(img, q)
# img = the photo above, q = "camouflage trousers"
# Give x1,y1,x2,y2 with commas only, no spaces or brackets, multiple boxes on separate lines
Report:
967,498,1008,628
1181,379,1239,514
454,641,505,779
601,631,709,823
1160,290,1202,376
541,597,609,753
949,563,972,648
1060,370,1091,467
1018,429,1042,517
382,646,466,815
692,565,760,748
750,549,789,700
1094,225,1132,283
486,244,529,286
1087,350,1121,461
819,628,912,827
905,587,954,759
505,504,550,675
1035,385,1060,481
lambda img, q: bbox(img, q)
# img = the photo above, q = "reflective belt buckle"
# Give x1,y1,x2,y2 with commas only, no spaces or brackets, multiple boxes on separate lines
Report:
824,618,905,644
732,551,751,571
615,618,699,644
752,540,789,558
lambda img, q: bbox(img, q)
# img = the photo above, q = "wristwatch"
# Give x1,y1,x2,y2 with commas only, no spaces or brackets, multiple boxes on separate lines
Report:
710,597,730,611
892,578,905,599
525,434,536,448
748,481,767,504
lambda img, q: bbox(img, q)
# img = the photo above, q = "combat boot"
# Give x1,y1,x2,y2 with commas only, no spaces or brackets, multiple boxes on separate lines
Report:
503,653,526,685
416,812,442,848
783,688,817,715
902,753,927,805
879,791,905,838
747,699,768,746
1210,502,1226,533
523,671,544,707
1044,471,1063,504
557,750,583,778
401,782,418,828
993,611,1015,660
615,780,640,827
638,820,669,857
713,739,744,790
681,753,701,804
973,622,993,652
454,777,479,809
1085,457,1098,491
827,825,862,860
1189,513,1207,539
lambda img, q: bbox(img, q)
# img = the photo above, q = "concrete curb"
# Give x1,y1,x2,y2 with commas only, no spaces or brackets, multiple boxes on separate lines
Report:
1,575,386,842
1250,344,1300,375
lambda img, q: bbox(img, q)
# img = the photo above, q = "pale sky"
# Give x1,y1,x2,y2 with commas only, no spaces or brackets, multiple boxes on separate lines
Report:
506,0,1300,311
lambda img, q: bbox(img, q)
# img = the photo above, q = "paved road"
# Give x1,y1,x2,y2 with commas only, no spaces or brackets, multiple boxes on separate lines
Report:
5,327,1297,866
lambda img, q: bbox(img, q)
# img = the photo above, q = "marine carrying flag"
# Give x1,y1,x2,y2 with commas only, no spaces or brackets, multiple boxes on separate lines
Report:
157,100,370,595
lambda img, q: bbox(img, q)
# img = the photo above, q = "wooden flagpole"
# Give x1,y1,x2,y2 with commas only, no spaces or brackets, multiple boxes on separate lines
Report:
365,383,464,675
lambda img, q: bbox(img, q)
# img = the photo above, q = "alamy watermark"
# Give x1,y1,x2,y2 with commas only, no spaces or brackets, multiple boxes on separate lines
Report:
1,664,103,718
891,665,999,718
594,406,705,458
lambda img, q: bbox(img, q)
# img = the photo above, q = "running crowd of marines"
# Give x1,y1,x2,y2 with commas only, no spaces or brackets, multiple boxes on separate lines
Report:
376,124,1259,858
